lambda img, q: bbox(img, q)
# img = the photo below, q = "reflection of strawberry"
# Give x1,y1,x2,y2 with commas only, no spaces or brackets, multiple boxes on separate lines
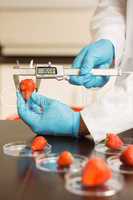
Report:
106,133,124,150
31,136,48,151
120,145,133,167
57,151,74,167
20,79,36,101
82,157,112,187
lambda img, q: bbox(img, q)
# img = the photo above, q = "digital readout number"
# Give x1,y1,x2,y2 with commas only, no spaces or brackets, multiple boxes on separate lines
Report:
37,67,57,75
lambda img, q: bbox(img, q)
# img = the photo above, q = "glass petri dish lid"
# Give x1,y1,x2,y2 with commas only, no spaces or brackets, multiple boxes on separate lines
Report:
107,155,133,174
35,153,87,173
3,141,52,157
65,169,124,197
95,136,133,155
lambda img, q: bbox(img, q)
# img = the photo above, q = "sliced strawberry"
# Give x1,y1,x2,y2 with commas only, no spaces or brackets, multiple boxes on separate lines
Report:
120,145,133,167
106,133,124,150
82,157,112,187
31,136,48,151
57,151,74,167
19,79,36,101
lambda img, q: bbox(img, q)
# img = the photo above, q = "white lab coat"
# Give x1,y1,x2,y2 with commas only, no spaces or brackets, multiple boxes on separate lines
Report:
81,0,133,143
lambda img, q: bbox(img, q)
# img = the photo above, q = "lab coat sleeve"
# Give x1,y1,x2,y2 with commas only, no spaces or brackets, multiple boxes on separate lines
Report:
81,74,133,143
91,0,126,65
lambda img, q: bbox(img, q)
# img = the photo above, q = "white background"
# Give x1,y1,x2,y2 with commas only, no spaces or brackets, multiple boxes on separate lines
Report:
0,0,97,8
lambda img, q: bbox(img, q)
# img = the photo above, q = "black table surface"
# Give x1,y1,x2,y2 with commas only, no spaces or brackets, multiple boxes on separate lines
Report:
0,120,133,200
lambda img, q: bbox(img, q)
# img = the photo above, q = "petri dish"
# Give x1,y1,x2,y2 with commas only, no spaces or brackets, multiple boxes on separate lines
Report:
95,137,133,155
65,170,124,197
36,153,87,173
95,143,123,155
3,141,52,157
107,155,133,174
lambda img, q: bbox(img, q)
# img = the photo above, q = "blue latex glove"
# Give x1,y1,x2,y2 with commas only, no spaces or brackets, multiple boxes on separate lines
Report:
17,92,80,137
69,39,114,88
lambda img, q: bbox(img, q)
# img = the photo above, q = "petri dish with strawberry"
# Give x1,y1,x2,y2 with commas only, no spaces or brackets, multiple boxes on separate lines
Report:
107,145,133,174
35,151,87,173
3,136,51,157
65,157,124,197
95,133,133,155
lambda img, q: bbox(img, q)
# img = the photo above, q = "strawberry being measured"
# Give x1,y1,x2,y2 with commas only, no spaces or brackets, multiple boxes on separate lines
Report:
106,133,124,150
57,151,74,167
31,136,48,151
120,145,133,167
82,157,112,187
19,79,36,101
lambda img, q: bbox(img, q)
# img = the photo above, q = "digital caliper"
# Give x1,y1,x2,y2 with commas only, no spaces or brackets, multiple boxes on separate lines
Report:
13,60,132,90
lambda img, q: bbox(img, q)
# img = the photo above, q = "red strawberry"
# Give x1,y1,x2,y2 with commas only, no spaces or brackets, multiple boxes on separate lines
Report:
82,157,112,187
19,79,36,101
6,114,20,121
120,145,133,167
106,133,124,150
71,107,83,112
57,151,74,167
31,136,48,151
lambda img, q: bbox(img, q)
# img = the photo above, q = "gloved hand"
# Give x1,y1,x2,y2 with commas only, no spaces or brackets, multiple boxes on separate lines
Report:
17,92,80,137
69,39,114,88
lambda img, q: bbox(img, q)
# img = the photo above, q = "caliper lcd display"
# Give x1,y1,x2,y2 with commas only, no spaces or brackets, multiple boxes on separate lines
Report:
37,67,57,75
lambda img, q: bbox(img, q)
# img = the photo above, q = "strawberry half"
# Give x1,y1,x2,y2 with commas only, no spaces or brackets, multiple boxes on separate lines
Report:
19,79,36,101
106,133,124,150
57,151,74,167
31,136,48,151
120,145,133,167
82,157,112,187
